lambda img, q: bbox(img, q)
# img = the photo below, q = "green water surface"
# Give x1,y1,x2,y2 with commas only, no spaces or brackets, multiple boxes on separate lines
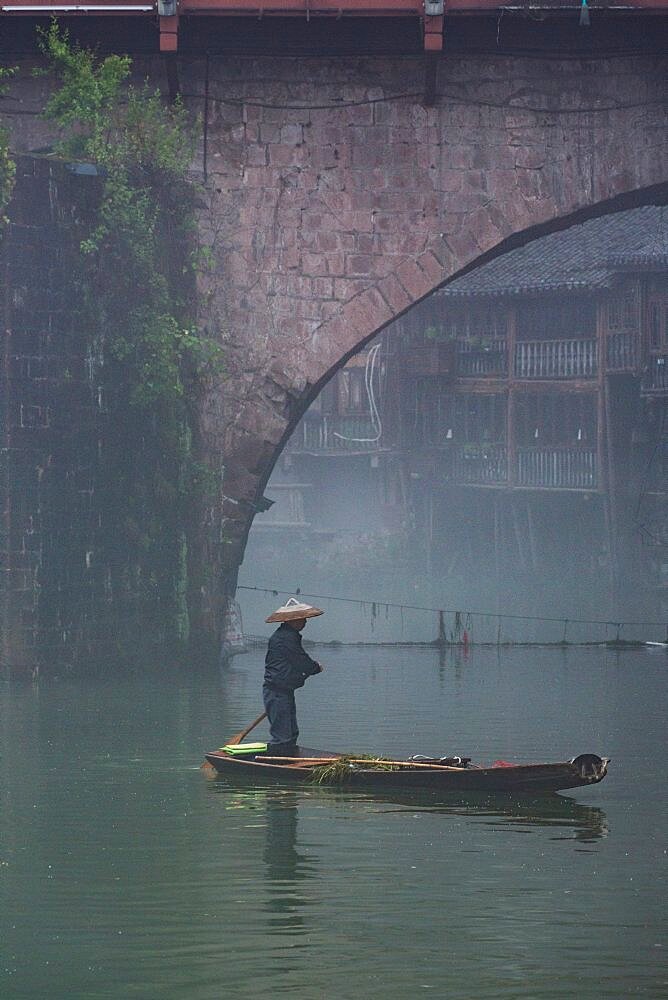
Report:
1,646,666,999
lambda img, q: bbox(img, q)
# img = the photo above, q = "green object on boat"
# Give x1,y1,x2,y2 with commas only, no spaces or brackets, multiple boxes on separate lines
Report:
220,742,268,755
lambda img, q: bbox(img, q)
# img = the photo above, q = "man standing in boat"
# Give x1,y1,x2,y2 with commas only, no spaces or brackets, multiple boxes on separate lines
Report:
263,598,325,756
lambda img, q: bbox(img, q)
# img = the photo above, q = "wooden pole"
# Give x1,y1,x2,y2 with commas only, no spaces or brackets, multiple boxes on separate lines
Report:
263,755,468,771
507,305,517,487
493,492,502,618
603,375,620,619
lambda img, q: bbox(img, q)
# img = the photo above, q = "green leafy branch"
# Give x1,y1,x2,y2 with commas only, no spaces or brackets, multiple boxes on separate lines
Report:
38,22,221,410
0,66,16,222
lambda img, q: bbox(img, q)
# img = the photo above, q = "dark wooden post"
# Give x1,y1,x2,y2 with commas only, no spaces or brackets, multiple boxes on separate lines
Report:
0,240,11,678
507,305,517,487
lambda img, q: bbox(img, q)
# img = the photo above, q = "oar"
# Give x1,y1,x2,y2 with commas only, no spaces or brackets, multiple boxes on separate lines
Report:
226,711,268,746
200,710,268,775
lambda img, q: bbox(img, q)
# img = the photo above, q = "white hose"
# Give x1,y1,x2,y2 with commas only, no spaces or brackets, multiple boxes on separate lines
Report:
332,342,383,444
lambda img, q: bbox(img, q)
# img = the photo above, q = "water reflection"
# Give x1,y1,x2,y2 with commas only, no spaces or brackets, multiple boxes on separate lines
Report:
374,793,609,844
262,791,318,930
482,799,608,844
326,788,608,844
210,778,609,851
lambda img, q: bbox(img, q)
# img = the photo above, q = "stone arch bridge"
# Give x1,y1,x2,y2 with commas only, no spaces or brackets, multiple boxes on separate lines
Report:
1,11,667,666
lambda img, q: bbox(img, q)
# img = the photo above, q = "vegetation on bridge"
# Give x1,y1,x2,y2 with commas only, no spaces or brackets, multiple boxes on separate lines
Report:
0,68,16,220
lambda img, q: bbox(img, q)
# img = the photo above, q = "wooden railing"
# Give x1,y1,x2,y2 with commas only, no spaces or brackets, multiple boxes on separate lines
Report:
642,356,668,393
455,335,642,377
442,444,508,484
517,446,598,489
606,332,637,372
436,444,597,489
515,339,597,379
290,414,380,452
456,339,508,376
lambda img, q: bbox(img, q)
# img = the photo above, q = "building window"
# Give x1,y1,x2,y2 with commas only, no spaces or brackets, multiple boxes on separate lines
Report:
649,297,668,352
338,369,366,414
317,379,337,414
608,286,638,332
515,392,596,446
442,393,507,444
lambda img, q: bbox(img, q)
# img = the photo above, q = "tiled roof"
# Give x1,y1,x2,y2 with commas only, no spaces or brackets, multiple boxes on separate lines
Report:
440,205,668,299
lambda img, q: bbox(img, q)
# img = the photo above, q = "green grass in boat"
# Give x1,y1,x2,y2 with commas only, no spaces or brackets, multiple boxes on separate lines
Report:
309,755,399,784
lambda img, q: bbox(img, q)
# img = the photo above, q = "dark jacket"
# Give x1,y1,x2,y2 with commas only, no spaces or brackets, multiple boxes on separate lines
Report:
264,623,321,692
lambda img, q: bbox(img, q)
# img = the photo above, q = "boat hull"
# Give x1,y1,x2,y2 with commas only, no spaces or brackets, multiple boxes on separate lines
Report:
203,749,608,795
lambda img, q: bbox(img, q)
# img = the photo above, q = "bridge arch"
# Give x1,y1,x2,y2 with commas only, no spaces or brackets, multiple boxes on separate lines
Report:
303,181,668,405
237,196,668,639
218,180,668,592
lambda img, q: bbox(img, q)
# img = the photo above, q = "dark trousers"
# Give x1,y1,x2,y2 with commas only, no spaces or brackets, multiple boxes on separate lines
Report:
263,685,299,751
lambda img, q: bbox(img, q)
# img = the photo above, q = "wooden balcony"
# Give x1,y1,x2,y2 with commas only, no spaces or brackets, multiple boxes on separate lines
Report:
289,414,381,453
453,333,642,378
517,446,598,490
442,443,508,484
410,443,601,489
454,334,640,378
398,341,455,378
456,339,508,377
515,339,597,379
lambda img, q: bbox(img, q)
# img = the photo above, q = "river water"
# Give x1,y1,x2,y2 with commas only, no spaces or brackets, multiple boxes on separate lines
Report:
1,645,667,999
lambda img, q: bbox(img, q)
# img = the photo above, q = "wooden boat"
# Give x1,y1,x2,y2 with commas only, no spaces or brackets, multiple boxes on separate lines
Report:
203,746,609,795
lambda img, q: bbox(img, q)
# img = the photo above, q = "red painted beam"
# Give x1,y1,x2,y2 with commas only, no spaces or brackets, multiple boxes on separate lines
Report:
184,0,418,10
184,0,668,9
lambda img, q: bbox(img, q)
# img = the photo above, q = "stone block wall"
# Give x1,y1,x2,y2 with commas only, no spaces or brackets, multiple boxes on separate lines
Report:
1,157,108,673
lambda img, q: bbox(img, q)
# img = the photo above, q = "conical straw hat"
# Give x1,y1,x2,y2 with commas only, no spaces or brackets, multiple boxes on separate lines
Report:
265,597,324,623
